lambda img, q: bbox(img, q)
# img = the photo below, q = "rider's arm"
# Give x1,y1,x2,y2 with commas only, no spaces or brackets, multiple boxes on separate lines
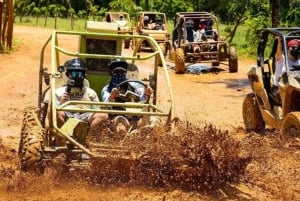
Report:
55,87,69,106
276,37,283,62
85,88,100,109
101,86,120,102
101,85,111,102
274,38,285,86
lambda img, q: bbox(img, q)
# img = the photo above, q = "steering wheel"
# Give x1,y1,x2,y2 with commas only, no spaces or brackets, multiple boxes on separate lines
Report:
115,80,147,102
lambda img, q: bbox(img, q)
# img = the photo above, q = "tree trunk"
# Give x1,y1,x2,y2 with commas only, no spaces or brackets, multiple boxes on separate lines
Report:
6,0,14,49
271,0,280,27
44,0,49,27
145,0,149,10
2,0,8,46
227,17,247,44
0,0,3,52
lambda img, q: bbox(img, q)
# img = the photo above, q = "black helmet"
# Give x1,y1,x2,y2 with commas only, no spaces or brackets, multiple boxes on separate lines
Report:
108,59,128,74
64,58,86,88
64,58,87,72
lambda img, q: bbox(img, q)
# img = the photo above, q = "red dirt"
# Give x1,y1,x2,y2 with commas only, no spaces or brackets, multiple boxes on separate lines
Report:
0,25,299,200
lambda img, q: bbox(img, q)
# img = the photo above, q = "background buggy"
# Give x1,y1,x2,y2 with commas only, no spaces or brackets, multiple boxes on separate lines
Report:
103,11,133,49
171,12,238,74
133,11,171,65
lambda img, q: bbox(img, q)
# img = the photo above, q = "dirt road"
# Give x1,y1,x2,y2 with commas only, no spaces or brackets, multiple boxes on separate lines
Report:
0,26,300,201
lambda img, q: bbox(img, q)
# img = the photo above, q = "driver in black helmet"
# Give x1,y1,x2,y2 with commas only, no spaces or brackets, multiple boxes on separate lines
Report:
101,59,155,130
101,59,153,102
56,58,108,133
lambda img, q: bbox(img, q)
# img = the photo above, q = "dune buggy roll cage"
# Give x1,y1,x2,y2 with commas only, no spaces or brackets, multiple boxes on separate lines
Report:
37,30,175,157
255,28,300,93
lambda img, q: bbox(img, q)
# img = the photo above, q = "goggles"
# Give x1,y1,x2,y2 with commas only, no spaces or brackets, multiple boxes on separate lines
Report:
290,45,300,50
69,71,85,78
187,23,194,27
290,45,300,57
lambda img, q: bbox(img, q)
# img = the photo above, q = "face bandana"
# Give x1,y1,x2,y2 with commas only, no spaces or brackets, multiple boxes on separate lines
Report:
107,74,127,92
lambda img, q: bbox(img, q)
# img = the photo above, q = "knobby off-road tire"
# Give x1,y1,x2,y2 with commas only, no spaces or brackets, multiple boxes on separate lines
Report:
242,93,265,132
19,108,45,173
175,48,185,74
228,46,238,73
281,112,300,140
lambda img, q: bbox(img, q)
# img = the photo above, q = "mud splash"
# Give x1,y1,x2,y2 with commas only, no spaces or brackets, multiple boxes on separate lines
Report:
1,123,250,192
3,123,300,200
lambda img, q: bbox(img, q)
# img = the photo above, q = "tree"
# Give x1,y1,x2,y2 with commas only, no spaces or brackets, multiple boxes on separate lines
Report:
271,0,280,27
243,0,271,54
151,0,193,18
109,0,136,17
219,0,250,44
0,0,3,52
285,0,300,26
0,0,14,51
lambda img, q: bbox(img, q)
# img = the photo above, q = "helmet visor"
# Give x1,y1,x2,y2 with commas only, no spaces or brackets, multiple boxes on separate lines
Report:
69,71,85,78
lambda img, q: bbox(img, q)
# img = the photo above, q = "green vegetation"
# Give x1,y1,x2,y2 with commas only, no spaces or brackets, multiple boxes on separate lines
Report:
15,16,87,31
14,16,254,58
11,0,300,58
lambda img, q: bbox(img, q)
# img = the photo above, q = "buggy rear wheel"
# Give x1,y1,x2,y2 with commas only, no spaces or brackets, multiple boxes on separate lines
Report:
228,46,238,73
242,93,265,132
19,108,45,173
281,112,300,139
175,48,185,74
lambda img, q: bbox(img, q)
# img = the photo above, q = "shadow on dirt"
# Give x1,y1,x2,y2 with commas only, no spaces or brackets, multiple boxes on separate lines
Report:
167,63,227,75
195,78,249,90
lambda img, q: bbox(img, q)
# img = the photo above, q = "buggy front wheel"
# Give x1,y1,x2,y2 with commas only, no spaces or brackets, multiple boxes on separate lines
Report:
175,48,185,74
281,112,300,140
242,93,265,133
228,46,238,73
19,108,45,173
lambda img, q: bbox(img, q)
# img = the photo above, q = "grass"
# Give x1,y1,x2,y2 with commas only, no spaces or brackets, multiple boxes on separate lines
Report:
14,16,254,59
14,16,87,31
